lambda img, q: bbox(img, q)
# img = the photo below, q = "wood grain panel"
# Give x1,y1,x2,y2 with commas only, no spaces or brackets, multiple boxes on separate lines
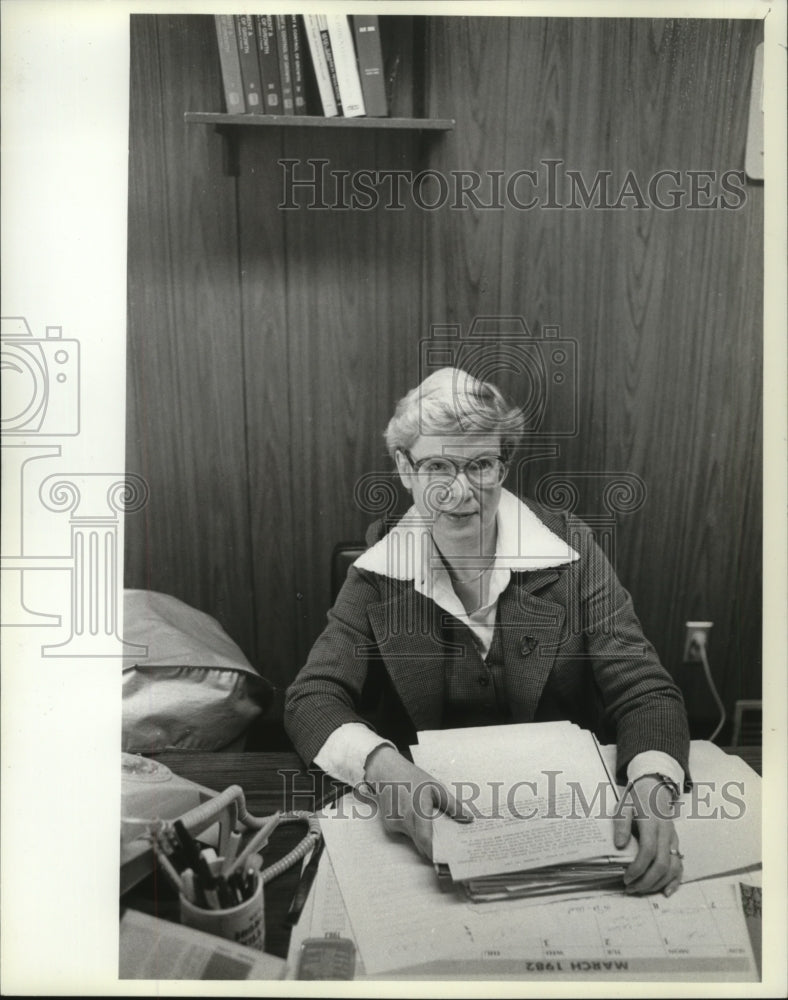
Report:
423,16,762,734
276,127,425,667
235,127,296,688
125,15,255,656
424,17,514,325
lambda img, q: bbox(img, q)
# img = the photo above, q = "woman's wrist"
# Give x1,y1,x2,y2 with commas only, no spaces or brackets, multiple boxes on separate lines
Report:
363,743,402,785
630,772,680,802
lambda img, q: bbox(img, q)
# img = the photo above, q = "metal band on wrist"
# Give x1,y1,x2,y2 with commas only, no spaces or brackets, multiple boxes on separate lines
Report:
631,772,680,802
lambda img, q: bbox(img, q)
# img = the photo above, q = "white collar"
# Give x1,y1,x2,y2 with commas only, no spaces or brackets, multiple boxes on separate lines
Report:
353,489,580,582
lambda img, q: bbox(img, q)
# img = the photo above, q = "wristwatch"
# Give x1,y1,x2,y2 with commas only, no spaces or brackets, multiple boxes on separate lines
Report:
632,772,681,801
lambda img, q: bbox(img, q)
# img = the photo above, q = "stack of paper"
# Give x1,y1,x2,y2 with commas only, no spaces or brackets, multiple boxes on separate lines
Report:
412,722,636,900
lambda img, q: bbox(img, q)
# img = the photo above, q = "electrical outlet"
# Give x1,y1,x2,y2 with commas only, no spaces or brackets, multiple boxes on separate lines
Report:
683,621,713,662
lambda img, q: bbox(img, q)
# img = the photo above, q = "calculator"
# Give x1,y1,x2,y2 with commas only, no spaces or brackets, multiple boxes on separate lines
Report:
297,936,356,980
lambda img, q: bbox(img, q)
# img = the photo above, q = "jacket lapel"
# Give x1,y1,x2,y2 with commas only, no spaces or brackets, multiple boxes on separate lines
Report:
366,583,452,731
498,571,568,720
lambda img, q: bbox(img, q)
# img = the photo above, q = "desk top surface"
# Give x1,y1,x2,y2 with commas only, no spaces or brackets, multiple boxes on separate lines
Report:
152,744,763,784
125,744,761,963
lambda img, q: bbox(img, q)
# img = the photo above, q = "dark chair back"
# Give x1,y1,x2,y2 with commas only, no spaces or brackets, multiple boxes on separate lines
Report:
330,519,394,601
330,542,366,602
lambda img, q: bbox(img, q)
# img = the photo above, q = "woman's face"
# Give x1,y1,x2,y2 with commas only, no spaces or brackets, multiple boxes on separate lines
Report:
395,432,505,555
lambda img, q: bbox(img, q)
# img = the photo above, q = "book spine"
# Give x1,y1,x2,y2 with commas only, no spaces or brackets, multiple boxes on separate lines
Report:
234,15,264,113
325,14,365,117
351,14,388,118
274,14,294,115
303,15,338,117
214,15,246,113
288,15,307,116
318,15,342,114
254,14,282,114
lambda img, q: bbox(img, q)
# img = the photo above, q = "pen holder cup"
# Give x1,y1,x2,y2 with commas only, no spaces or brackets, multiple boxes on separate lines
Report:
179,873,265,952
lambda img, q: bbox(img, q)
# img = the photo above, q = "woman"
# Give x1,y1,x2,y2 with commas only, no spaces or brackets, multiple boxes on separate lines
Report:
285,368,690,896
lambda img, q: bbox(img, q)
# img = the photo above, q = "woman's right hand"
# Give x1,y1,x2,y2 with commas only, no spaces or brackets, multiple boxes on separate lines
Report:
362,744,473,860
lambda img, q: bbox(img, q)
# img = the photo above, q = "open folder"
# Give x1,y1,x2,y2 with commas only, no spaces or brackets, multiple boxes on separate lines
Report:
411,721,638,901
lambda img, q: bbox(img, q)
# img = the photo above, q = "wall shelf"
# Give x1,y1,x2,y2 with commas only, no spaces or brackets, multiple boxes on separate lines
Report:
184,111,455,131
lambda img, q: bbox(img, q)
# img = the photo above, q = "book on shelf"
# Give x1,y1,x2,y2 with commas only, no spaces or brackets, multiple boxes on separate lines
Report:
274,14,295,115
287,15,307,116
254,14,282,114
303,14,338,117
325,14,366,117
410,721,637,902
234,15,264,113
351,14,388,117
318,15,343,114
214,14,245,113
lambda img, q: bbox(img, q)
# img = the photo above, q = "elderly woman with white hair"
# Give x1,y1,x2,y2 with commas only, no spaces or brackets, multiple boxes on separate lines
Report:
284,368,690,897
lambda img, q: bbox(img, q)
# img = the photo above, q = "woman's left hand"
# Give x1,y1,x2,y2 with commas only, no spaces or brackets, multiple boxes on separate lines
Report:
613,774,683,897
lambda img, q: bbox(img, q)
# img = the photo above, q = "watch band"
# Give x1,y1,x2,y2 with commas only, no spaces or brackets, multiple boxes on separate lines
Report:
631,771,681,801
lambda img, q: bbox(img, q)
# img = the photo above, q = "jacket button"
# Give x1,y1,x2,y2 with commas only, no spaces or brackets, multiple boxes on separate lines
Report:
478,675,490,687
520,636,538,656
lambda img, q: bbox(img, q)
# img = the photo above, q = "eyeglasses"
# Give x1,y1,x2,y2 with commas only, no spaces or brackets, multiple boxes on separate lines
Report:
399,449,508,488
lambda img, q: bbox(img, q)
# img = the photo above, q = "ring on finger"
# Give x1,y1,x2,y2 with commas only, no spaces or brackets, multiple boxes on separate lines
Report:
669,847,684,861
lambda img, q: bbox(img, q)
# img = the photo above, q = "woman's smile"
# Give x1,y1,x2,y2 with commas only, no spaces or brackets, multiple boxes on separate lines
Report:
443,509,479,522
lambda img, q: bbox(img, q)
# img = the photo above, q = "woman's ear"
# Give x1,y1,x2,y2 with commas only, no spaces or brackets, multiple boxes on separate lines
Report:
394,449,413,492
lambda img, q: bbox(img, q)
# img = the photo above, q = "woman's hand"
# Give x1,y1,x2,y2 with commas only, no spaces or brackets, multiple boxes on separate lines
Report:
613,774,683,897
363,745,473,860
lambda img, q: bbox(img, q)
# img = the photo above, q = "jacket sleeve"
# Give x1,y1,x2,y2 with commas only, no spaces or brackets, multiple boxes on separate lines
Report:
567,514,691,787
284,566,382,765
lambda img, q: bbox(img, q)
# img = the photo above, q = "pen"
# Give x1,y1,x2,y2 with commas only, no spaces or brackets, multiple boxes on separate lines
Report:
225,811,281,877
215,874,235,909
221,830,242,876
228,870,245,904
286,834,325,925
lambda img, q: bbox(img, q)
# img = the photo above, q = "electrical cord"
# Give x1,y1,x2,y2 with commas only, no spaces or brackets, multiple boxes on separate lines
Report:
259,814,322,885
697,639,726,742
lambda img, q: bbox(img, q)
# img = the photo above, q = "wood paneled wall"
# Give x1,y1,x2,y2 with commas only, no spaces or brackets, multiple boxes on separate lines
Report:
125,15,762,732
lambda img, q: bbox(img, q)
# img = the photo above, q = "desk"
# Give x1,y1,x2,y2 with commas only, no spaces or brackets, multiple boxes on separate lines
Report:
723,744,761,775
121,745,761,965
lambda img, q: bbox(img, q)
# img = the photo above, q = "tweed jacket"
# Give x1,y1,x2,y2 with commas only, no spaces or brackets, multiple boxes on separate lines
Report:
284,497,690,786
